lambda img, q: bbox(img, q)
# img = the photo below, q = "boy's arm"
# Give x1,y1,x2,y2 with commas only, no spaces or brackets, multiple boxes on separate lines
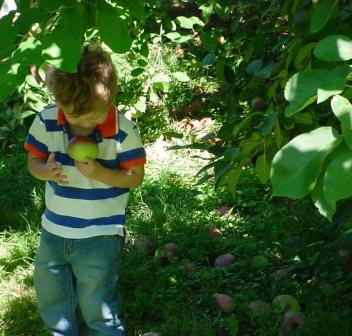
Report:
95,163,145,188
75,158,144,188
27,152,69,184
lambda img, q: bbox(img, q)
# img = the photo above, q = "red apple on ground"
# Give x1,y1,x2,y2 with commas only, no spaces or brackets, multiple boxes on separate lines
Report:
206,225,222,237
282,312,305,332
164,249,176,262
248,300,271,318
67,136,99,162
212,293,235,313
179,262,198,273
133,236,154,255
272,295,300,313
217,206,229,216
214,253,235,267
271,269,286,280
164,242,179,255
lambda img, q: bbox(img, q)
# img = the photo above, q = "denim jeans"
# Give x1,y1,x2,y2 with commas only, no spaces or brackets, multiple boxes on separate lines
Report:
34,229,125,336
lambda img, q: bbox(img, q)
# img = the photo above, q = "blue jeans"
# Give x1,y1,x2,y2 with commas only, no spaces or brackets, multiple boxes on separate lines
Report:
34,229,125,336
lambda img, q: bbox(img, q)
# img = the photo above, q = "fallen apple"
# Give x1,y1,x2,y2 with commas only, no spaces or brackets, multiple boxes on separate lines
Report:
248,300,271,318
67,136,99,162
282,312,305,332
206,225,222,237
179,262,198,273
164,242,179,255
272,294,300,313
214,253,235,267
133,236,154,255
217,206,229,216
212,293,235,313
271,269,286,280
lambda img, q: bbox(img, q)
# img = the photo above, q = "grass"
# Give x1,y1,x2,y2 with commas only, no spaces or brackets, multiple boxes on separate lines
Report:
1,139,352,335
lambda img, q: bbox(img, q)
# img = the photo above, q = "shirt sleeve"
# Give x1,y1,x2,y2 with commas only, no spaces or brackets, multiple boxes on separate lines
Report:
117,124,147,169
24,113,49,160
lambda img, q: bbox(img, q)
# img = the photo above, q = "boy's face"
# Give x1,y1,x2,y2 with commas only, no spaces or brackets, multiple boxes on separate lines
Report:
63,107,109,129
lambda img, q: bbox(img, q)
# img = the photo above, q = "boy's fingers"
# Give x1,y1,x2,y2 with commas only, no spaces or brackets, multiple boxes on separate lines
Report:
47,152,55,163
57,179,69,185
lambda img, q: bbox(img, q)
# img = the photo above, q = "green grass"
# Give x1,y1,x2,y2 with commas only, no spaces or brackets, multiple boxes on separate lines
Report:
1,142,352,335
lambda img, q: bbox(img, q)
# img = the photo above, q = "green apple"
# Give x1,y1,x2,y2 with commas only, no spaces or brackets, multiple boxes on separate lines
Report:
272,294,300,313
67,136,99,162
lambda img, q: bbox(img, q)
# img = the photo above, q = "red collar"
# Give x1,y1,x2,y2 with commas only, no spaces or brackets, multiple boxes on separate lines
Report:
57,105,118,137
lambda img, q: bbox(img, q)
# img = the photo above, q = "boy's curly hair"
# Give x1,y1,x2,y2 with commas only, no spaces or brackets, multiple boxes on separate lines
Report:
46,43,117,117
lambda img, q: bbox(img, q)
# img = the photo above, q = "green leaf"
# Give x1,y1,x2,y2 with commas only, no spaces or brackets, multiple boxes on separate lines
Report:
317,65,351,103
165,32,192,43
14,8,49,35
12,37,42,65
293,111,314,125
331,95,352,127
149,90,159,102
200,31,217,52
0,61,27,102
239,132,262,155
123,0,144,19
223,147,239,162
233,113,261,138
60,4,89,40
256,153,271,182
134,96,146,112
228,315,239,336
131,68,144,77
42,26,82,72
152,73,171,83
255,62,276,79
202,53,216,66
331,95,352,150
259,112,278,135
199,3,213,21
227,165,244,196
165,32,181,40
314,35,352,62
341,123,352,151
310,0,338,33
284,69,329,116
176,16,194,29
0,12,17,59
294,42,316,71
246,59,262,75
176,16,204,29
38,0,74,11
271,126,341,199
171,71,190,82
97,2,132,53
324,152,352,217
224,64,235,83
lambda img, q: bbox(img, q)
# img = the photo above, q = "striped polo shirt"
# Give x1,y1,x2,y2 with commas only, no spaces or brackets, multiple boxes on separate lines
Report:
24,104,146,239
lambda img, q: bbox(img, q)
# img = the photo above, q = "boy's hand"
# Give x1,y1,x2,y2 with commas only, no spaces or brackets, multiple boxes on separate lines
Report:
75,157,102,179
47,152,69,185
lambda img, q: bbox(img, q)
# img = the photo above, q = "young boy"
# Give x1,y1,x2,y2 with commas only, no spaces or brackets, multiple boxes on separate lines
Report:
24,44,146,336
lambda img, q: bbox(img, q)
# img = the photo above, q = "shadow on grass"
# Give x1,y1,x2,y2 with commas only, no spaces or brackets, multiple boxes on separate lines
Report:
2,161,352,335
0,295,49,336
0,151,45,231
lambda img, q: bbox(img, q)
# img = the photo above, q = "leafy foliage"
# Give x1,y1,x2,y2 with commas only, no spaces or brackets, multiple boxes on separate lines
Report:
1,0,352,220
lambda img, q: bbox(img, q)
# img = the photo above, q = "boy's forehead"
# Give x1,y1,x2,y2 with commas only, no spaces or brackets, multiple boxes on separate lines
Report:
63,107,107,119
